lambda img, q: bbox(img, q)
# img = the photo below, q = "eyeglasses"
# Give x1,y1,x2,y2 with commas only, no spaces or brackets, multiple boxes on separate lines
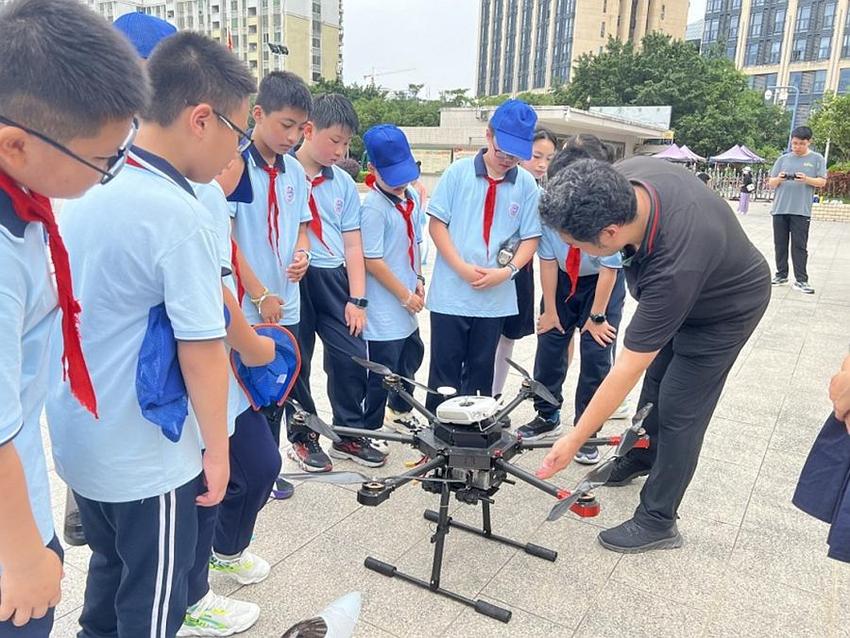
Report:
492,143,521,165
0,115,138,185
214,111,252,153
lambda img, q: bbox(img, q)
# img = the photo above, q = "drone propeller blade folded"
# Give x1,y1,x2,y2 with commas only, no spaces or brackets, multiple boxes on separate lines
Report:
281,471,373,485
505,358,559,406
351,356,393,376
306,414,342,443
505,357,532,380
614,403,654,457
547,479,592,521
632,402,654,426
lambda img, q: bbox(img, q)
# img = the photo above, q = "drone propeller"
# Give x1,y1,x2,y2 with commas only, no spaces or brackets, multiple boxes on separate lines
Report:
614,402,654,457
547,459,617,521
351,356,455,397
505,358,559,406
286,399,342,443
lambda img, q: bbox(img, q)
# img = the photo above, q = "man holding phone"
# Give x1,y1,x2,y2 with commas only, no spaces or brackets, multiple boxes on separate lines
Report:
768,126,827,294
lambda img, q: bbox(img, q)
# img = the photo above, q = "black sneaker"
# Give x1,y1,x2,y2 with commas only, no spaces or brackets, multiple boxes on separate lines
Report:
771,275,788,286
604,456,650,487
598,518,683,554
287,433,333,473
329,438,387,468
516,415,562,442
792,281,815,294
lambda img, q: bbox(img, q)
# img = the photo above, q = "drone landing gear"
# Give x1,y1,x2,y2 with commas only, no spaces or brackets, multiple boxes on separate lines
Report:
363,482,557,624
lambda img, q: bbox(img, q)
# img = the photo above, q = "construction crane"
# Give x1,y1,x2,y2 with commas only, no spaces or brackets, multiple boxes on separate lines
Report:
363,67,416,86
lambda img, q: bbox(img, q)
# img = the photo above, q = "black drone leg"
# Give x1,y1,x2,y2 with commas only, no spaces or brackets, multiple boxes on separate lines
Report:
423,500,558,563
363,481,513,623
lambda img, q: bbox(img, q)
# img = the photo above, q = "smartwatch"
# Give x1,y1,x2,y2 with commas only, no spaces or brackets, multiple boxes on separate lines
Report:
589,312,607,325
348,296,369,308
506,263,520,280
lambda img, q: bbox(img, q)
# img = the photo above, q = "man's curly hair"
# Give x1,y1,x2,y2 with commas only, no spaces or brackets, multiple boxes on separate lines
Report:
540,158,637,244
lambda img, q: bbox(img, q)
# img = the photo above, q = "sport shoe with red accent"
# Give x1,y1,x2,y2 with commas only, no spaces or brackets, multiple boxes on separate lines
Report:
287,433,332,473
329,437,387,468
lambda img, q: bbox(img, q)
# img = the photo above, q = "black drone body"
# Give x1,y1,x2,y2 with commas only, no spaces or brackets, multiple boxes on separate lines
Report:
283,357,652,624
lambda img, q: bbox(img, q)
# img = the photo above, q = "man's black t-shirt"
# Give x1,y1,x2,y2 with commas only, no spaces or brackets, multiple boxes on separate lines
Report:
616,157,771,353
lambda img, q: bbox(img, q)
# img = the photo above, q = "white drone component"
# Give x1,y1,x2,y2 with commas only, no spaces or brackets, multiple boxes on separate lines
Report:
435,395,501,425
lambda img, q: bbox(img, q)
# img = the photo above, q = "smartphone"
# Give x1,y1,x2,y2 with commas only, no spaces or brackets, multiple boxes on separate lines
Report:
784,173,797,180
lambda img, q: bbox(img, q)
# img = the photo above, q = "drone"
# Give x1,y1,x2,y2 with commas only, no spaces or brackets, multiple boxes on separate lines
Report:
282,357,652,624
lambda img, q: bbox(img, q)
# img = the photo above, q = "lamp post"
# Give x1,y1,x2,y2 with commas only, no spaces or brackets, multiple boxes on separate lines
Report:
764,85,800,152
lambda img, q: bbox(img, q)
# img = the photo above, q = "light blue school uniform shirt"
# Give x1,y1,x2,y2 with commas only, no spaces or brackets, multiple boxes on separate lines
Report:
0,190,56,546
361,186,423,342
47,147,226,503
195,180,250,432
537,225,623,275
304,164,361,269
426,150,542,317
231,145,311,326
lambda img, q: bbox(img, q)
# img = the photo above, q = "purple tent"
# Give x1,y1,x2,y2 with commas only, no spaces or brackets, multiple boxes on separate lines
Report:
679,144,706,162
710,144,764,164
739,144,766,163
653,144,692,162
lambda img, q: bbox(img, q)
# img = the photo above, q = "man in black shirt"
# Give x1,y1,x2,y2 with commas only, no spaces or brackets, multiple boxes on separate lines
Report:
536,157,771,553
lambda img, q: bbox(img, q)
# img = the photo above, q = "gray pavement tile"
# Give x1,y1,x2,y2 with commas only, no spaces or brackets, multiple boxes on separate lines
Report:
714,384,786,428
572,579,707,638
482,518,621,629
444,595,573,637
700,417,772,469
678,456,761,527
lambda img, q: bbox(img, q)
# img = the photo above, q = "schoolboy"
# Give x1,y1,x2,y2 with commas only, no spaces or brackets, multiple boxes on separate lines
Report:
46,32,255,637
0,0,145,634
360,124,426,436
294,94,384,468
425,99,542,410
229,72,330,472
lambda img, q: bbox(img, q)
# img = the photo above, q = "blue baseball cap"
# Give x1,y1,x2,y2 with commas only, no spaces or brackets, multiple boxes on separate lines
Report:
113,13,177,59
363,124,420,188
489,99,538,161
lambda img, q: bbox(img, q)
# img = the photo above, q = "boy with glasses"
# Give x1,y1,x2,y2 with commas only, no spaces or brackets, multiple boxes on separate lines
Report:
0,0,146,634
46,32,255,637
425,99,542,410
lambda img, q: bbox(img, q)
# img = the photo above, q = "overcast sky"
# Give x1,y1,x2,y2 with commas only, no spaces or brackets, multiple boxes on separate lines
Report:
342,0,708,96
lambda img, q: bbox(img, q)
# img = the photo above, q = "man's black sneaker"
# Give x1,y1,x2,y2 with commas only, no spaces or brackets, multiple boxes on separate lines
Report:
771,275,788,286
329,438,387,468
598,518,683,554
604,456,650,487
287,433,333,473
516,415,562,442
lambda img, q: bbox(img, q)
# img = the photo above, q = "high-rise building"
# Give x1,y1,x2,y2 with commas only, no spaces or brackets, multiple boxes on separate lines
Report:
69,0,342,82
701,0,850,126
475,0,689,97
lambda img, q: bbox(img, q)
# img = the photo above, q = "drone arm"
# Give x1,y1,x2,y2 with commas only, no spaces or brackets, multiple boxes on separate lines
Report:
492,388,532,425
390,385,437,423
384,455,447,492
493,458,566,500
331,426,416,445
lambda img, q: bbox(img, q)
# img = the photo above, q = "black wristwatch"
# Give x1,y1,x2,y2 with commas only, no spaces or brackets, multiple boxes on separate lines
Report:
589,312,607,324
348,296,369,308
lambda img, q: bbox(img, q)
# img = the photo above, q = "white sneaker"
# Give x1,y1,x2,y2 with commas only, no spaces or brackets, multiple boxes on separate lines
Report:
611,402,631,420
177,590,260,637
370,431,390,454
209,550,270,585
383,408,423,434
281,591,361,638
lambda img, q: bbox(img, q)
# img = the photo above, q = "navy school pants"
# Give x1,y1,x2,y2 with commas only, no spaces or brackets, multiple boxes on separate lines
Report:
425,313,505,412
365,330,425,429
298,266,367,434
74,475,203,638
532,270,626,422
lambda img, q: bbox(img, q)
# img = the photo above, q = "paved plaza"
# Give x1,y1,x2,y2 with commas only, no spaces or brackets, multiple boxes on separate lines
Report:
46,201,850,637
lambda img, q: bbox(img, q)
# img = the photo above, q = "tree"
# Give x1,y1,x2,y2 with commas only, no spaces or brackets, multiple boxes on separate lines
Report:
809,92,850,166
556,33,788,157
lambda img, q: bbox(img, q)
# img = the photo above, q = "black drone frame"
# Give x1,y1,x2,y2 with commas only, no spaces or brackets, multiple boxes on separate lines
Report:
283,358,652,624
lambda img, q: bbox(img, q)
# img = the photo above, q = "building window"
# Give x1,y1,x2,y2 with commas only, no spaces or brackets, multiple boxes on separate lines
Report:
823,1,836,30
745,41,759,65
773,8,785,34
602,0,606,12
551,0,575,84
796,5,811,32
749,12,762,37
516,0,533,91
600,21,605,37
818,35,832,59
248,6,256,16
838,68,850,93
533,0,552,89
792,36,806,61
661,4,666,20
503,0,519,94
488,0,504,96
477,0,490,95
813,69,827,94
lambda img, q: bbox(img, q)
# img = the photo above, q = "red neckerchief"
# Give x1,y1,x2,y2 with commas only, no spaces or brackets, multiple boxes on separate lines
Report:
0,172,98,417
261,165,282,263
366,174,416,270
307,174,332,253
565,246,581,301
483,175,504,258
230,239,245,302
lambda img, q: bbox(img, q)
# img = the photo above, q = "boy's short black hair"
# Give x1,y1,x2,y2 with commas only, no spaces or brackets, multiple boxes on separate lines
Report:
548,134,613,178
0,0,147,142
791,126,813,141
310,94,359,134
255,71,312,115
541,159,637,244
143,32,255,127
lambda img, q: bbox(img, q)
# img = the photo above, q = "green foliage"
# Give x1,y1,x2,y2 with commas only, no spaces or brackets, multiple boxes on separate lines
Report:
809,92,850,166
555,33,788,158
